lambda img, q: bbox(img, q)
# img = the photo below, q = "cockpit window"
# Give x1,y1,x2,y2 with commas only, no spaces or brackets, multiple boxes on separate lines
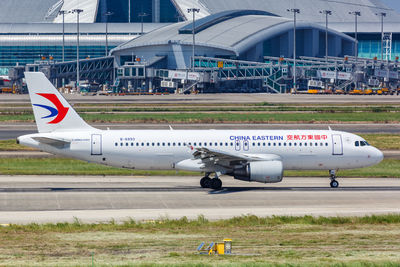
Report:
356,140,370,147
360,141,369,146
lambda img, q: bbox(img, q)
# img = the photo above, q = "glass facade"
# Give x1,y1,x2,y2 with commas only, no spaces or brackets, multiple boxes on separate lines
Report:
348,33,400,60
264,31,399,60
97,0,179,23
358,40,400,60
0,45,116,67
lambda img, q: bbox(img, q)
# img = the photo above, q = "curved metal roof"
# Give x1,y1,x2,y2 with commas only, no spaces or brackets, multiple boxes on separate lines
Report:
195,0,400,23
112,14,354,56
179,10,278,34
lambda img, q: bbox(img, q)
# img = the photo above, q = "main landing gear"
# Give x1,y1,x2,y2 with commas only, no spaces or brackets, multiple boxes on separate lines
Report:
200,172,222,190
329,170,339,188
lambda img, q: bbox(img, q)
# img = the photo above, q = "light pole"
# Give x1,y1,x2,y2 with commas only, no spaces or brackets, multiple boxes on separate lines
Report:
349,11,361,63
59,10,67,62
187,8,200,71
105,11,114,56
287,8,300,92
72,8,83,92
376,12,386,61
320,10,332,66
138,12,149,35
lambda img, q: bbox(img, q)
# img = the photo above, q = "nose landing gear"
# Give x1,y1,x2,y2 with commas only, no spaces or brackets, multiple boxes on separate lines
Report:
329,170,339,188
200,172,222,190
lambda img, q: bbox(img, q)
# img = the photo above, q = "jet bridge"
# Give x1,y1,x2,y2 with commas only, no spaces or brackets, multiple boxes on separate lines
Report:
9,56,115,88
193,56,287,93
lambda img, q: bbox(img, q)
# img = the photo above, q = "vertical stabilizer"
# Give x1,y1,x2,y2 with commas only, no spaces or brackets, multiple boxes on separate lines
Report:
25,72,95,133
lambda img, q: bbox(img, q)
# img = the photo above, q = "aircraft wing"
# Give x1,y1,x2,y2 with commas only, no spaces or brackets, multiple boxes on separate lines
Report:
192,147,281,169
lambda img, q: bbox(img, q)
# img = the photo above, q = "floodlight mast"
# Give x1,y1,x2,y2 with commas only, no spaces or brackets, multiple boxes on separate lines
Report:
287,8,300,92
139,12,149,35
320,10,332,67
58,10,68,62
72,8,83,92
187,8,200,71
349,11,361,63
320,10,332,91
376,12,387,61
105,12,114,56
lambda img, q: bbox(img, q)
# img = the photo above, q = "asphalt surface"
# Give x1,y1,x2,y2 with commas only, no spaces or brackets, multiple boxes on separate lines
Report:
0,176,400,224
1,123,400,140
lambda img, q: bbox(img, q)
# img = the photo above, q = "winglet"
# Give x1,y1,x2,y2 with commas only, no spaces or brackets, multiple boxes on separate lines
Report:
25,72,95,133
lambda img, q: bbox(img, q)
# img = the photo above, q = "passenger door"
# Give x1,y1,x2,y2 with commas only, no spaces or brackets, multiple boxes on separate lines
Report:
332,134,343,155
91,134,102,155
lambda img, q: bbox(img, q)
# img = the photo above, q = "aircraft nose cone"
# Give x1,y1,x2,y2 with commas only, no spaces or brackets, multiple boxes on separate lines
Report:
374,148,384,164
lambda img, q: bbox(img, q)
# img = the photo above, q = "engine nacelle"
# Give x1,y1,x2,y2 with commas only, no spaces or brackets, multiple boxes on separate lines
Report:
232,161,283,183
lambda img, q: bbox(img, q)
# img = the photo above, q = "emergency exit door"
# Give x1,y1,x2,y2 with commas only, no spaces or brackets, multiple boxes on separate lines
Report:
332,134,343,155
91,134,102,155
243,140,249,151
235,140,241,151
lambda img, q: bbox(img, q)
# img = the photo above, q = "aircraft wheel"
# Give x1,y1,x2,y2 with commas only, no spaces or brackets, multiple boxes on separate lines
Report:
330,180,339,188
200,177,211,188
210,178,222,190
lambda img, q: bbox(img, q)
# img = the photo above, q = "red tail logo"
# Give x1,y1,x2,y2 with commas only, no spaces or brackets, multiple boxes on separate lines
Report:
34,93,69,124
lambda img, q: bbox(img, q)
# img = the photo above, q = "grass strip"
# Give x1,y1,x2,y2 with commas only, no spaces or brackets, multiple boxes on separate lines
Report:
3,112,400,123
0,157,197,176
5,214,400,231
3,105,400,113
0,140,35,151
1,215,400,266
0,157,398,177
361,134,400,150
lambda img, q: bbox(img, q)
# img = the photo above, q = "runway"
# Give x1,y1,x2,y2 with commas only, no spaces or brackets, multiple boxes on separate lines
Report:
0,176,400,224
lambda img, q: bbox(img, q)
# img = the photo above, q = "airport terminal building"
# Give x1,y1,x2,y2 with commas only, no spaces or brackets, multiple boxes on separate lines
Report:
2,0,400,92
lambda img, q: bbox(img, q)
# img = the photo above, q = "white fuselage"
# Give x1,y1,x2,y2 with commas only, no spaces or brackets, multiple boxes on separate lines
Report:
18,129,383,172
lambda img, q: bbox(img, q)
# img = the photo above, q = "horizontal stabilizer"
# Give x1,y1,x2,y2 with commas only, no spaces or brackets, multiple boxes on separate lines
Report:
32,137,71,148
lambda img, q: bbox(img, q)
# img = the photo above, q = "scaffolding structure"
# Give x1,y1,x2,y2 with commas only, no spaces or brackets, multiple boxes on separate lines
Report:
383,33,393,61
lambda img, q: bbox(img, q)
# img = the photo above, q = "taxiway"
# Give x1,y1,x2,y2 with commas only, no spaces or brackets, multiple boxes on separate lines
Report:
0,176,399,224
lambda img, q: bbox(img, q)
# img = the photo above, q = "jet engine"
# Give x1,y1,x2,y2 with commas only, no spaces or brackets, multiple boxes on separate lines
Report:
231,161,283,183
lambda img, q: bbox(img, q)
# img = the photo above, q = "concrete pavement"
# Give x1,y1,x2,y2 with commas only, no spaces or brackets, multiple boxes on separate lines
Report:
0,176,399,224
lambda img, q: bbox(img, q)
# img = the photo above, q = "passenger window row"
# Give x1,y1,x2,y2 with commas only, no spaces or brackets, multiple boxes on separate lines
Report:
114,141,330,147
115,142,235,147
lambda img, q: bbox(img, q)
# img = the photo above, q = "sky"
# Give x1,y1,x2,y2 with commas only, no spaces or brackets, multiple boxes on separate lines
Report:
381,0,400,13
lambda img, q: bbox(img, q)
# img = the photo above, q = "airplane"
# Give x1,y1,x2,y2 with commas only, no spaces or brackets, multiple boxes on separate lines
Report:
17,72,384,190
